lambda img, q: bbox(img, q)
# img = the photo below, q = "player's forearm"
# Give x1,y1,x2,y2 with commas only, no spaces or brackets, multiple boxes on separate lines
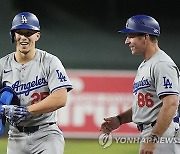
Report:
117,108,132,124
27,88,67,114
152,95,178,137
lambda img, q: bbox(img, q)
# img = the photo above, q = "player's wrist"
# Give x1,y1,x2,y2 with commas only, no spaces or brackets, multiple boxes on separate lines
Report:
116,115,122,125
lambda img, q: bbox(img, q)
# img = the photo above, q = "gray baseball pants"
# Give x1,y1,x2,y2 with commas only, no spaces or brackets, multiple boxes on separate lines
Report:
7,123,65,154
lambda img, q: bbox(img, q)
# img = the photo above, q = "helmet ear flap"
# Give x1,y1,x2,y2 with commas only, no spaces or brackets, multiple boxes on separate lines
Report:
10,31,15,43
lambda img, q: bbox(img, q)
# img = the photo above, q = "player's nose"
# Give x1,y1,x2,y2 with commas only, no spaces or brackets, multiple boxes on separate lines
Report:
19,35,29,41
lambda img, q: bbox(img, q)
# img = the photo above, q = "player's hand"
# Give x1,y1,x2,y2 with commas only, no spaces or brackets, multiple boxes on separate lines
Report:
1,105,30,126
100,116,121,133
140,141,156,154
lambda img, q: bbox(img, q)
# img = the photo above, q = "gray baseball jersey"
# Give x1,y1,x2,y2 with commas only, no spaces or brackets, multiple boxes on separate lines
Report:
132,50,180,124
0,48,73,127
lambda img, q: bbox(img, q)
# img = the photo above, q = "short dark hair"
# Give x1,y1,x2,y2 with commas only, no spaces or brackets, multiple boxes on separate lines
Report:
149,34,158,43
135,33,158,43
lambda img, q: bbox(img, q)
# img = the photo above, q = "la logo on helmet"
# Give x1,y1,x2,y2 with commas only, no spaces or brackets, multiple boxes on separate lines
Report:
21,15,27,24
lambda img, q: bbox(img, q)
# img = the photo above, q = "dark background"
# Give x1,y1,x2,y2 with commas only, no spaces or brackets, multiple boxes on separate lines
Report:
0,0,179,70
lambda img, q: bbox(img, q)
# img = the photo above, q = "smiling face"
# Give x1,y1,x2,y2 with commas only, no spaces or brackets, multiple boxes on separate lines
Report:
14,29,40,54
124,33,147,55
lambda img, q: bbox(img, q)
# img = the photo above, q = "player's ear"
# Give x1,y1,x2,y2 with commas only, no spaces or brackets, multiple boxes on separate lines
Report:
35,32,41,41
144,34,149,39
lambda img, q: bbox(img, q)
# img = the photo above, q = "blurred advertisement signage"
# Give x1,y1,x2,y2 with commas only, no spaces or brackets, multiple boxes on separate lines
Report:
57,70,140,138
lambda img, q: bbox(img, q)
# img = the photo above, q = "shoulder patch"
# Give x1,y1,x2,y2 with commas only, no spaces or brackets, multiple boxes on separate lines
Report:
163,77,172,89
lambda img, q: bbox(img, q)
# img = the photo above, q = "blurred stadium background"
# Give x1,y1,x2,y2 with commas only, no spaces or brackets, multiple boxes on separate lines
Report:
0,0,179,153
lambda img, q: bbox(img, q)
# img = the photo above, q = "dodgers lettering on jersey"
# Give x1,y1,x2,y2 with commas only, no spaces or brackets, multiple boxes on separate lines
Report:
0,49,73,126
132,50,180,124
11,75,48,96
133,77,151,95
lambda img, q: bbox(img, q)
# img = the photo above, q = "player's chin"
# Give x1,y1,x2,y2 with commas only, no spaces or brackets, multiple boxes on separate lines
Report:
131,50,140,55
20,49,30,54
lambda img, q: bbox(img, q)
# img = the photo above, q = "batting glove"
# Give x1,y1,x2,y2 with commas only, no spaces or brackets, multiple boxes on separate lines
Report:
13,106,30,124
1,105,30,126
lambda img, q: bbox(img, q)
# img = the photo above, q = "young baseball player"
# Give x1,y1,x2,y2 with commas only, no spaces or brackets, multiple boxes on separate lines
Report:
0,12,72,154
100,15,180,154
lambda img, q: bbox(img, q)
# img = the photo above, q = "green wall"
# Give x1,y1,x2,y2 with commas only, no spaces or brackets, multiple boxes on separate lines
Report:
0,0,179,70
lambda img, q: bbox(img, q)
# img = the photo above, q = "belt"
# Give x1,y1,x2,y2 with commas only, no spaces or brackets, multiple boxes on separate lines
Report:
137,121,156,132
16,122,55,133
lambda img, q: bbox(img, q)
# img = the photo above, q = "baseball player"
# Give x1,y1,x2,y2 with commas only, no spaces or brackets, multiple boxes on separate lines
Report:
100,15,180,154
0,12,73,154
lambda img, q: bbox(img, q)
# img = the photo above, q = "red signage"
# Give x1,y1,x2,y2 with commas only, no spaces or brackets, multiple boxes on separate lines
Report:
57,70,140,138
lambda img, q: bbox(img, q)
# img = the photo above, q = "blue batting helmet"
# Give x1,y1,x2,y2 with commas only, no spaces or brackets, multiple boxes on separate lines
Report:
118,15,160,36
10,12,40,43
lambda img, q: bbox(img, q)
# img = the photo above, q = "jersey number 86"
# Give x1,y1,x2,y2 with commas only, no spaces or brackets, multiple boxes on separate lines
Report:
137,92,154,108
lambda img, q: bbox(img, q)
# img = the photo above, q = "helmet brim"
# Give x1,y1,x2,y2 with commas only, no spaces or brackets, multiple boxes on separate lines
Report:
118,28,160,36
10,24,40,31
118,28,138,34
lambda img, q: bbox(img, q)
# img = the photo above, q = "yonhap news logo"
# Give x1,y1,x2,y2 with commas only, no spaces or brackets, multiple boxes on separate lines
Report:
98,133,113,148
98,133,180,148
